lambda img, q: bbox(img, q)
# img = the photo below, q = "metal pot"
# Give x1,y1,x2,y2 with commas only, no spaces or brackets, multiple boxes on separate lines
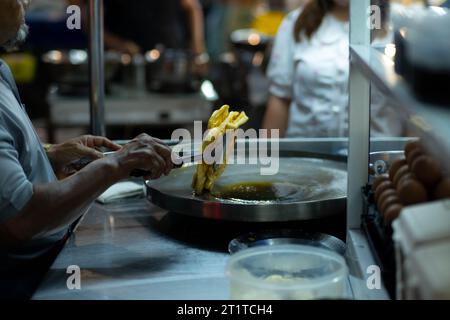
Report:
228,230,346,255
145,46,200,93
369,151,404,176
42,49,122,96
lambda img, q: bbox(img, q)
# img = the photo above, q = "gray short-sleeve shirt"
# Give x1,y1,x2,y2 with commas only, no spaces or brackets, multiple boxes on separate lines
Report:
0,59,63,258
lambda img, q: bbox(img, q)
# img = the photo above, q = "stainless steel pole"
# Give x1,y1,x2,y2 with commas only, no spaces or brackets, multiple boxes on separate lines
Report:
347,0,371,230
88,0,106,136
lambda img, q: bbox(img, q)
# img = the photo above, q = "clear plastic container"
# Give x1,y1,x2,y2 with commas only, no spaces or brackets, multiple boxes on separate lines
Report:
226,244,349,300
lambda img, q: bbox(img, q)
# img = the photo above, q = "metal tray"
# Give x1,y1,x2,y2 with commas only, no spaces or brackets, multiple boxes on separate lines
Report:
146,157,347,222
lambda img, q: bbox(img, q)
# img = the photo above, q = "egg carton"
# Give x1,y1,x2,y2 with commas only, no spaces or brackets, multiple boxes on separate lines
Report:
392,200,450,299
361,184,396,299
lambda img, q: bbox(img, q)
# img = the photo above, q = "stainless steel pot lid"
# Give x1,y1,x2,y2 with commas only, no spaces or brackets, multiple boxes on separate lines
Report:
146,157,347,222
228,230,346,255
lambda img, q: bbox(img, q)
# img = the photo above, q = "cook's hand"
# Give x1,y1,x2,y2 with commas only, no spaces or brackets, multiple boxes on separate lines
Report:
47,135,121,179
110,133,174,180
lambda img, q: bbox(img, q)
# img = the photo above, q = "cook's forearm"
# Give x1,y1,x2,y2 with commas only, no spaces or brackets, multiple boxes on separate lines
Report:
262,95,291,137
2,158,121,246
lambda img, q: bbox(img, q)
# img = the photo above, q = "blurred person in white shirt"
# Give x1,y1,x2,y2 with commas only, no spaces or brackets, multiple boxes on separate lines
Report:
263,0,405,138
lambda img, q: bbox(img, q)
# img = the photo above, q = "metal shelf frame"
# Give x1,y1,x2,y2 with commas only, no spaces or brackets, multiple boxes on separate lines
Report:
346,0,389,299
350,44,450,168
347,0,450,300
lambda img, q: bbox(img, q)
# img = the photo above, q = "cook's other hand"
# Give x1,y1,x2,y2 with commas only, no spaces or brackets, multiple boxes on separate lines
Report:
47,135,122,179
111,134,174,180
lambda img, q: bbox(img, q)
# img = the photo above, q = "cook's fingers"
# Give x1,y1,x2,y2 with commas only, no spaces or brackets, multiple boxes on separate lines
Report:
154,143,174,174
100,138,122,151
134,133,160,144
151,137,168,145
86,135,122,151
152,138,177,171
148,159,164,180
153,142,172,158
77,145,104,159
143,150,166,179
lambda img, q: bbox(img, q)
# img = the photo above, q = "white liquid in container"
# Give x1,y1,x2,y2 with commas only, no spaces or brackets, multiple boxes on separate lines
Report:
226,244,349,300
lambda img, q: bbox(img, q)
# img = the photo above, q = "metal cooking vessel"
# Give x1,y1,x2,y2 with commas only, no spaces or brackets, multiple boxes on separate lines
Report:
146,157,347,222
42,49,122,95
369,150,404,176
228,230,346,255
145,47,199,93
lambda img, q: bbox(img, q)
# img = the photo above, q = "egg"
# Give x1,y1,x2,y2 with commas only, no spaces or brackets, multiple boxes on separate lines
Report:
434,178,450,200
377,188,397,209
389,158,407,180
380,195,401,216
395,172,416,191
404,140,422,158
372,174,389,192
374,181,393,203
392,165,409,188
406,148,425,167
397,178,428,205
384,204,404,225
411,155,442,188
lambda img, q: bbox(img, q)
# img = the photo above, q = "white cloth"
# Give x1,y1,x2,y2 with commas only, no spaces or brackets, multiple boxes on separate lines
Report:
267,9,404,138
97,181,145,204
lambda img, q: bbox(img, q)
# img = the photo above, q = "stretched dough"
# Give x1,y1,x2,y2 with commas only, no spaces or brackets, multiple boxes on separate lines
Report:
192,105,248,195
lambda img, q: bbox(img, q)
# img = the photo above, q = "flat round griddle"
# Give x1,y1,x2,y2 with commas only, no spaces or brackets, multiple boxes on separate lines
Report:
145,157,347,222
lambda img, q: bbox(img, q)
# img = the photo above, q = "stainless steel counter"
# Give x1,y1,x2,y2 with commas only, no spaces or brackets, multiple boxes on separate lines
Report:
33,200,230,300
32,196,387,300
49,86,212,128
33,138,404,300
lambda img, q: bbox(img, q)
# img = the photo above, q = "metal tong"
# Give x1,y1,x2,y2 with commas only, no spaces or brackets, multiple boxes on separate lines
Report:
69,152,203,177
